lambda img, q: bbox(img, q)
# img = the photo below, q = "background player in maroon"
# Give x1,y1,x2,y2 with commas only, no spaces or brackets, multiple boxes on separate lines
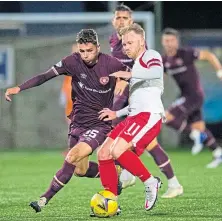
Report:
160,28,222,168
5,29,129,213
109,4,183,198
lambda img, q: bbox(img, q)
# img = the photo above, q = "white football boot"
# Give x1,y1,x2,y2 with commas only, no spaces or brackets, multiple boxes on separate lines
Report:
206,147,222,168
161,185,183,198
144,177,162,211
29,197,47,213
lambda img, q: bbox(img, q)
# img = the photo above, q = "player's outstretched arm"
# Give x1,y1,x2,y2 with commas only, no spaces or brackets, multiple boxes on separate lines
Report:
5,69,58,102
110,71,132,80
198,50,222,79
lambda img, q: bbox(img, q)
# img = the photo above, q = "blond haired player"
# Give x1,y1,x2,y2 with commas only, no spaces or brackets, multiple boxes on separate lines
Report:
97,23,164,211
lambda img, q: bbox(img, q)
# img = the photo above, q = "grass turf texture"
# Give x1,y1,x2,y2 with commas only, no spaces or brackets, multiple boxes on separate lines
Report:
0,149,222,221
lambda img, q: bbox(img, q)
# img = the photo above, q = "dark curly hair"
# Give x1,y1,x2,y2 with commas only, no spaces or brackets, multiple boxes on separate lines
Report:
76,29,99,45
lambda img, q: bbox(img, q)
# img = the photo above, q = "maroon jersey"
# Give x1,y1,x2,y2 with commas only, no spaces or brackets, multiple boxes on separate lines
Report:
53,52,128,128
162,47,204,98
109,32,134,68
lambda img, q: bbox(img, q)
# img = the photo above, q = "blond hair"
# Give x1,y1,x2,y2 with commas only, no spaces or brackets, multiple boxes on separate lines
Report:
119,23,145,38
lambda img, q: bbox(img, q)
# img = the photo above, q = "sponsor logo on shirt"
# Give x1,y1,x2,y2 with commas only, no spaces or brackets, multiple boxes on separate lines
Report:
167,66,187,75
78,81,111,94
55,61,62,67
80,73,87,79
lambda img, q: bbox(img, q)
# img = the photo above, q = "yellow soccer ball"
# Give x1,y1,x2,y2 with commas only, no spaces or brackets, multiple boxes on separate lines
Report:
90,190,118,218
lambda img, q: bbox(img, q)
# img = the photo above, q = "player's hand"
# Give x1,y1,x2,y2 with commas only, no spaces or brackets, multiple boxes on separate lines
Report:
98,108,117,121
110,71,132,80
114,79,128,95
5,87,21,102
216,69,222,80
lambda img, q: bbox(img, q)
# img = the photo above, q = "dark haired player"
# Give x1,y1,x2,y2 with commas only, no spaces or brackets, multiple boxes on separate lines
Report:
109,4,183,198
160,28,222,168
5,29,129,212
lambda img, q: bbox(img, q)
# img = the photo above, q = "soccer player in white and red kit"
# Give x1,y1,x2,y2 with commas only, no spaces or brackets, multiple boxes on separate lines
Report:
97,23,164,211
110,4,183,198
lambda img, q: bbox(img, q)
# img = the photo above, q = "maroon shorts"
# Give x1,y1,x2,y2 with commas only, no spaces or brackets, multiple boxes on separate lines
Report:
68,125,111,153
168,96,203,124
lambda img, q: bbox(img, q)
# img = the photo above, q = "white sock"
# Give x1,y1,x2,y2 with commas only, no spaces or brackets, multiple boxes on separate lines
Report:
168,176,180,188
190,129,201,146
213,147,222,158
143,175,156,186
119,169,135,183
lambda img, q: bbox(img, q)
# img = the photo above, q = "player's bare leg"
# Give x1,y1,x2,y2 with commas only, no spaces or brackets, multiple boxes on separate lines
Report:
191,121,222,168
30,142,92,213
110,137,161,211
166,110,222,168
189,121,206,155
165,112,204,155
146,138,183,198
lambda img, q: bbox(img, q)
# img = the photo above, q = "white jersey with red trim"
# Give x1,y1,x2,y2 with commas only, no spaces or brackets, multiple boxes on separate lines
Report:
128,49,165,117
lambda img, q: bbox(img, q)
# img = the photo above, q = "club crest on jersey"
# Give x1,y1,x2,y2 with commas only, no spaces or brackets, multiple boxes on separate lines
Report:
176,58,183,65
165,62,171,68
100,77,109,85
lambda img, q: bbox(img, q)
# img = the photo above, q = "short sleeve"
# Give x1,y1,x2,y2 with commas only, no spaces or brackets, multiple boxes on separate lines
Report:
109,57,130,73
52,54,76,76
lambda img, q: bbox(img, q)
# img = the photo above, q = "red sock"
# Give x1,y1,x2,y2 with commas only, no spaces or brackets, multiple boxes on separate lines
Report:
99,159,118,196
117,150,151,182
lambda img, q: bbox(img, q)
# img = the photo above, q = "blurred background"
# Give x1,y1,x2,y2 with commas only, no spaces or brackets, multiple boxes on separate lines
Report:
0,1,222,150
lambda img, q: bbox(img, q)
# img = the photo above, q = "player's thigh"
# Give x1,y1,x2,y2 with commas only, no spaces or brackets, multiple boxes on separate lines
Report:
110,137,132,159
133,114,162,156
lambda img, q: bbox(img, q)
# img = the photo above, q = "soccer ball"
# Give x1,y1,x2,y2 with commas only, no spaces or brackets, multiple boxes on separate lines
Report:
90,190,118,218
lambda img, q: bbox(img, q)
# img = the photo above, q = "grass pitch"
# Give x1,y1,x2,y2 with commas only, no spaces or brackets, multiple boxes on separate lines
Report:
0,149,222,221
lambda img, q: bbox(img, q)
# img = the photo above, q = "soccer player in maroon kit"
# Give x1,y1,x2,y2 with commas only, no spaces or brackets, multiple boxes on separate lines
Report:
5,29,129,213
109,4,183,198
160,28,222,168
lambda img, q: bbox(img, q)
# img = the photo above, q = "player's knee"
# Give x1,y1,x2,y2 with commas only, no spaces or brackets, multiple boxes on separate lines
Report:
74,167,88,177
111,144,128,159
165,111,175,123
97,147,111,160
65,148,83,164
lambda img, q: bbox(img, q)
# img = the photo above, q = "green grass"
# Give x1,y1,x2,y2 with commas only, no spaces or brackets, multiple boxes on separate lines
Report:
0,149,222,221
